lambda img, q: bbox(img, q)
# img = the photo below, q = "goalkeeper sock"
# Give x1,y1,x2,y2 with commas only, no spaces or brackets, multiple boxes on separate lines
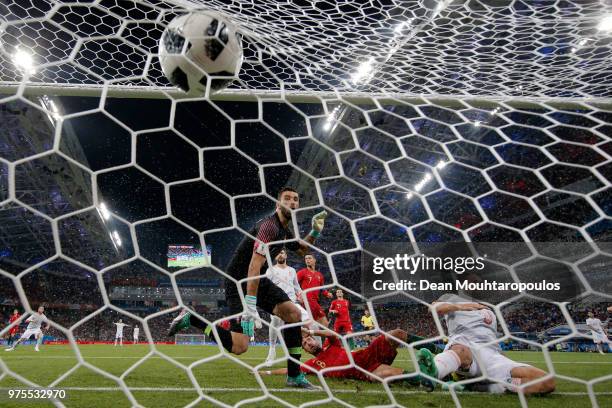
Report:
283,326,302,378
433,350,461,380
209,325,234,353
189,314,208,330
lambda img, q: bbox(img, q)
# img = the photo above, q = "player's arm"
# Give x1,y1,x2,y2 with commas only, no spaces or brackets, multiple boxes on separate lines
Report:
246,252,267,296
302,327,338,338
290,270,303,301
432,301,487,315
259,368,288,375
25,315,33,322
329,300,338,314
295,211,328,256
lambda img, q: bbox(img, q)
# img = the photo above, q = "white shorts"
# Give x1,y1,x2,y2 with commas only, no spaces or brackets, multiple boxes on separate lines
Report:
116,334,123,339
20,328,42,340
270,303,311,327
592,331,610,344
446,336,528,381
296,303,310,323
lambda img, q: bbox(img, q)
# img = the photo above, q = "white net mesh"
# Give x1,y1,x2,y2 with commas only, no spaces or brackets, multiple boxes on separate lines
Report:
0,0,611,407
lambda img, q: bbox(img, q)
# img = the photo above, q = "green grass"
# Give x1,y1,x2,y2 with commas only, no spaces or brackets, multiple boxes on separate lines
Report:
0,344,610,407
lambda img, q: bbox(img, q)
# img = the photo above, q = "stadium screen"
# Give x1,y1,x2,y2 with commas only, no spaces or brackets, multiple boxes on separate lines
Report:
167,245,211,268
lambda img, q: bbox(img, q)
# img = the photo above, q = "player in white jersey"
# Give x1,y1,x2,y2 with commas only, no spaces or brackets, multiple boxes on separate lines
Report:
264,249,312,366
417,294,555,395
5,306,49,352
586,311,610,354
114,319,129,346
133,326,140,344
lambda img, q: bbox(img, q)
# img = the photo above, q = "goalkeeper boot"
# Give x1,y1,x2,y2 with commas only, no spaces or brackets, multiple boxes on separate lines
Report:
286,373,321,390
417,348,438,392
168,309,192,337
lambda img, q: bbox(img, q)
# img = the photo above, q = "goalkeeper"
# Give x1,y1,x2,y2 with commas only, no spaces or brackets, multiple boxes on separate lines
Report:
169,187,327,389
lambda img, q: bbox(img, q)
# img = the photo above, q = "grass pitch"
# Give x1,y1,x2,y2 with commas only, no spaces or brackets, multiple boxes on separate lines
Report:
0,344,610,407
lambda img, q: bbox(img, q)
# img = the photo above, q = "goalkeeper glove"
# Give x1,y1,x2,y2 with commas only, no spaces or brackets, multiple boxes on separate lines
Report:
241,295,262,338
309,210,328,238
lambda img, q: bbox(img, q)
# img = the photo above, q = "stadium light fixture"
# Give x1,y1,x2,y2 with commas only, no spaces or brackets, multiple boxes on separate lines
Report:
351,57,375,84
98,202,111,220
112,231,122,247
394,20,412,34
597,14,612,32
436,160,448,170
13,48,36,74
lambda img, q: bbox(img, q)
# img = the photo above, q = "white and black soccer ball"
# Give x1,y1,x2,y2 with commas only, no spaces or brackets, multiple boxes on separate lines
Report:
158,11,243,94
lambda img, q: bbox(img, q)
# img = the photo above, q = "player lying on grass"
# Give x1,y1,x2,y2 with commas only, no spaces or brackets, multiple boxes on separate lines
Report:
260,327,436,386
168,187,328,389
417,294,556,395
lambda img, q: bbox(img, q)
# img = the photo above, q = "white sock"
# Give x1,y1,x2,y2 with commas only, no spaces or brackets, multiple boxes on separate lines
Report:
36,336,42,348
434,350,461,379
268,316,282,357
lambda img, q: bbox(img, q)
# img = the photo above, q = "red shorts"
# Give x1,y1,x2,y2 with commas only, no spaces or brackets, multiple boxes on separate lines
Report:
334,320,353,334
307,300,326,320
327,336,397,381
352,335,398,380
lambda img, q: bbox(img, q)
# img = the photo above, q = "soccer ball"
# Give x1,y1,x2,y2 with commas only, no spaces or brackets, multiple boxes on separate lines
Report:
158,11,243,94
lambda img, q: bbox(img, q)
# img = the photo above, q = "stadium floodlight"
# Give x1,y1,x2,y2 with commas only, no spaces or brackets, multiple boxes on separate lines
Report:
112,231,122,247
597,14,612,31
351,57,375,84
98,203,111,220
12,49,36,74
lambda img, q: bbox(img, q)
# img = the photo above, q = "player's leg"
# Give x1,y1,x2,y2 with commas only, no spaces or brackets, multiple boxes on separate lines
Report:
505,365,555,395
6,331,31,351
418,343,472,382
372,364,404,379
35,330,42,351
265,315,283,365
167,280,249,355
266,284,317,389
596,341,604,354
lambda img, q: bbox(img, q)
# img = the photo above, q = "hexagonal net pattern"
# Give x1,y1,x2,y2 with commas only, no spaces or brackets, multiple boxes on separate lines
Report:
0,1,611,408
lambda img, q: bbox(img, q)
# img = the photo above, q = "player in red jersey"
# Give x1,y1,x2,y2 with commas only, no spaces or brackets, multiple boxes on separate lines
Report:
260,328,409,382
7,309,20,347
296,254,333,327
329,289,353,334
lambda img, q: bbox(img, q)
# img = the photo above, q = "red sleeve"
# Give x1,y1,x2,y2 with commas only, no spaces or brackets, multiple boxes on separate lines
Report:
296,269,305,286
255,218,278,244
253,218,278,255
329,300,337,312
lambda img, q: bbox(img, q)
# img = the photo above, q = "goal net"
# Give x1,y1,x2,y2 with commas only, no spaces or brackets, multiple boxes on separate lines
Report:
0,0,611,407
175,334,207,345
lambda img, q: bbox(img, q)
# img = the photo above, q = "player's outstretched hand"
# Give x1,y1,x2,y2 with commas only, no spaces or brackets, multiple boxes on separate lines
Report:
311,210,328,233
